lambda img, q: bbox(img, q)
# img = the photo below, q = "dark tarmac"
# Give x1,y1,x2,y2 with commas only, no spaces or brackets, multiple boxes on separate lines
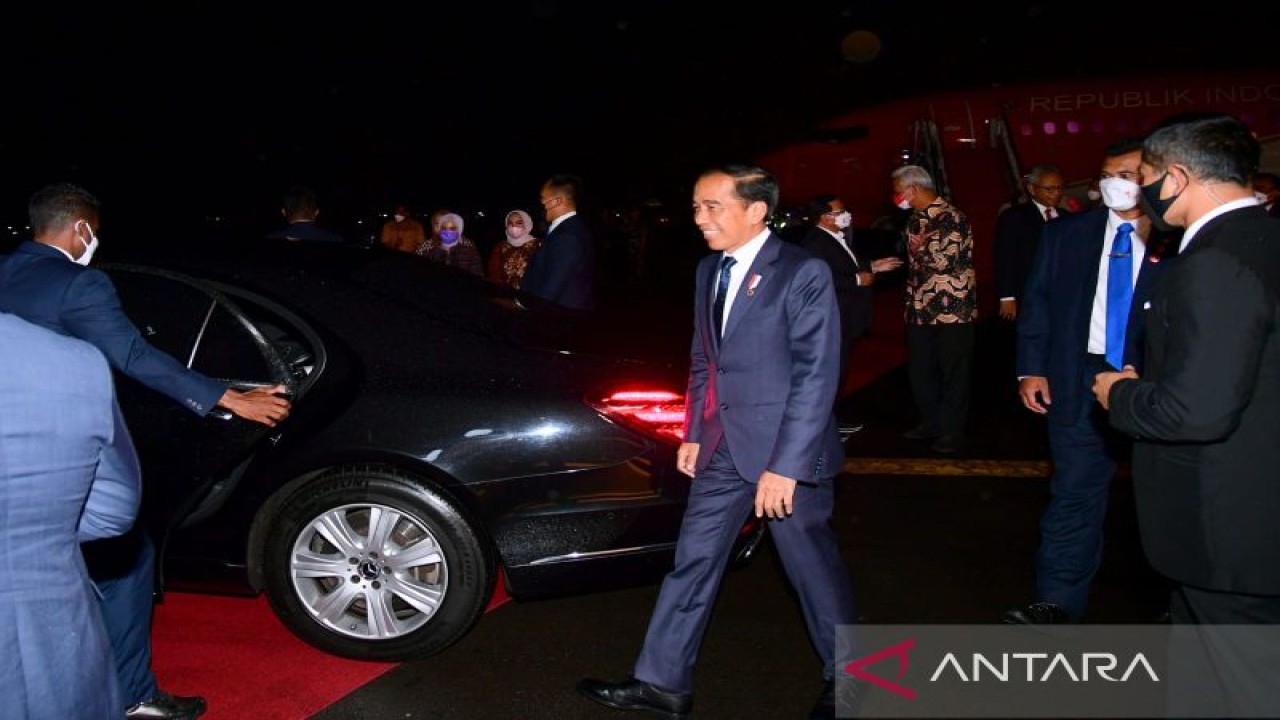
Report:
312,318,1170,720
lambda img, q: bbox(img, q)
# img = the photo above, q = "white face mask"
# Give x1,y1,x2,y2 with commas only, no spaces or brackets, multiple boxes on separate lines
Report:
393,214,406,223
832,210,852,229
1099,176,1140,212
74,220,99,266
507,225,526,239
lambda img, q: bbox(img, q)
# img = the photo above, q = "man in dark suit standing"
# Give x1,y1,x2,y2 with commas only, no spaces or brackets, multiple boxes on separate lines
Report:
577,165,857,720
1095,114,1280,716
1004,138,1176,625
798,194,902,391
0,182,292,720
522,173,598,310
994,164,1068,322
266,184,347,243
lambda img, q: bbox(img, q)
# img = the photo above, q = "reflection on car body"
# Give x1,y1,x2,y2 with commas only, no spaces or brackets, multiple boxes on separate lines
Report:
102,239,763,661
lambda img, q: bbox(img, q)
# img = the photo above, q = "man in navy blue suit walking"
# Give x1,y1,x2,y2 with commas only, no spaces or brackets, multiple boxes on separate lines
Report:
577,165,857,720
1004,138,1176,624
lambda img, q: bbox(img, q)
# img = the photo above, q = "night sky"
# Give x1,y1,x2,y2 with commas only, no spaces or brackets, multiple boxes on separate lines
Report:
0,1,1269,241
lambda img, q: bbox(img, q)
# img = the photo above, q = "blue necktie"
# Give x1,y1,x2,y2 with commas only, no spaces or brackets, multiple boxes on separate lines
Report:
712,255,736,340
1105,222,1134,370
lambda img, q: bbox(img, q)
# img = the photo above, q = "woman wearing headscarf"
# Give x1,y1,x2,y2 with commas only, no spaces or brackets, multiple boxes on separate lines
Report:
417,211,484,276
487,209,542,289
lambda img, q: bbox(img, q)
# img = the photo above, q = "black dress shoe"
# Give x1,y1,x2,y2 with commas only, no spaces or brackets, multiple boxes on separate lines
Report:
1002,602,1076,624
901,423,940,441
810,680,836,720
929,434,967,454
576,677,692,719
125,691,207,719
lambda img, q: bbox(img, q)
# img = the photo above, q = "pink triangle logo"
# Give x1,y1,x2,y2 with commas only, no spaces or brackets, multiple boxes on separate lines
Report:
843,637,918,700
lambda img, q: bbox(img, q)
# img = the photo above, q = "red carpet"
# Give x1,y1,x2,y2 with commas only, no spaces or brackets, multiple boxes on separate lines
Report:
152,582,511,720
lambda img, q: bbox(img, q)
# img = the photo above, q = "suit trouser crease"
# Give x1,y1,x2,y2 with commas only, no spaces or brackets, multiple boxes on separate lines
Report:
633,442,857,693
905,322,974,435
88,527,161,705
1035,361,1120,618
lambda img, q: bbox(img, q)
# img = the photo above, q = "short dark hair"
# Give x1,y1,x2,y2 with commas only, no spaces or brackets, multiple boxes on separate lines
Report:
1104,137,1146,159
282,185,319,219
29,182,99,236
702,164,780,216
807,194,838,222
544,174,584,206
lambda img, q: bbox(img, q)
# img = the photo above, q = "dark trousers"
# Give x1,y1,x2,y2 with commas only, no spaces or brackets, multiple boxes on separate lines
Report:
905,322,974,436
1165,585,1280,717
1035,354,1126,618
84,527,160,706
632,441,857,693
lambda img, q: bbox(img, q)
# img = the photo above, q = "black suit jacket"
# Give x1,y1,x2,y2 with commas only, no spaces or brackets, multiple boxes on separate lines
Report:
797,226,872,344
521,213,597,311
995,201,1059,301
1108,206,1280,594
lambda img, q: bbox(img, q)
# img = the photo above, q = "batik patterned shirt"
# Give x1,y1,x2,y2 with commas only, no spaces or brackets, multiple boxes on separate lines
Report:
904,198,977,325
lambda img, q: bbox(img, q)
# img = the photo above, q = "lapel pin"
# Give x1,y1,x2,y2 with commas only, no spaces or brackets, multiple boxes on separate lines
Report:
746,273,762,297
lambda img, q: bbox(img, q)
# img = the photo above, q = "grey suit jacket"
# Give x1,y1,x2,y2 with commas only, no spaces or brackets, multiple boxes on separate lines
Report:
0,312,141,720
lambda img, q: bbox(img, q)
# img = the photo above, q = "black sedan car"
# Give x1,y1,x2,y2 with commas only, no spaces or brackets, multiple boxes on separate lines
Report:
101,238,763,662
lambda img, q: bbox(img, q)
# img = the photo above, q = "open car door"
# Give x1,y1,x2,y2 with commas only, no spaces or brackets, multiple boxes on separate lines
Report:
102,264,318,565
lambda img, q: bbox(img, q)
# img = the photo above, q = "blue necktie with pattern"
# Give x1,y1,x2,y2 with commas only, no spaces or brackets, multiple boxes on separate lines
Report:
1105,222,1134,370
712,255,736,340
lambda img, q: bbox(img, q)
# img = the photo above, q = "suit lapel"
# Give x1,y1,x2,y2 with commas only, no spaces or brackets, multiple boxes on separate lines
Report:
826,233,859,272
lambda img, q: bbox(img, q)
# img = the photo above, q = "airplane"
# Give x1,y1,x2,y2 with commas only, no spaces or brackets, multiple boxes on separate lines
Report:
755,69,1280,316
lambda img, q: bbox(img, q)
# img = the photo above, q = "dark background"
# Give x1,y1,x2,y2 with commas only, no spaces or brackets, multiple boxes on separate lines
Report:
0,1,1270,247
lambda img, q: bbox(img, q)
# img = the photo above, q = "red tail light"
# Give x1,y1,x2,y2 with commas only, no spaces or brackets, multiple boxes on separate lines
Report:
589,388,686,444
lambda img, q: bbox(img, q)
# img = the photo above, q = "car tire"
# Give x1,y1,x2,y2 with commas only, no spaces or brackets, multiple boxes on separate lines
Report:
262,466,494,661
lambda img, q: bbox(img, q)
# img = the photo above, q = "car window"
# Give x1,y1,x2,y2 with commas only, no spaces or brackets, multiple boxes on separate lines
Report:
107,265,278,383
191,303,273,380
110,271,211,364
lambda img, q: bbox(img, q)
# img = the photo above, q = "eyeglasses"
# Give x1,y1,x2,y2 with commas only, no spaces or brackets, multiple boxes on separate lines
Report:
1032,184,1065,192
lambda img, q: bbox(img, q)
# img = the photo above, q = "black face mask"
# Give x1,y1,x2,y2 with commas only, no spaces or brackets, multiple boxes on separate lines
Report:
1137,172,1183,232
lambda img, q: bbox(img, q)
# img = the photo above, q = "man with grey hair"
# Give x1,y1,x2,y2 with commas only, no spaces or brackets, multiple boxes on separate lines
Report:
994,164,1068,322
890,165,978,454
